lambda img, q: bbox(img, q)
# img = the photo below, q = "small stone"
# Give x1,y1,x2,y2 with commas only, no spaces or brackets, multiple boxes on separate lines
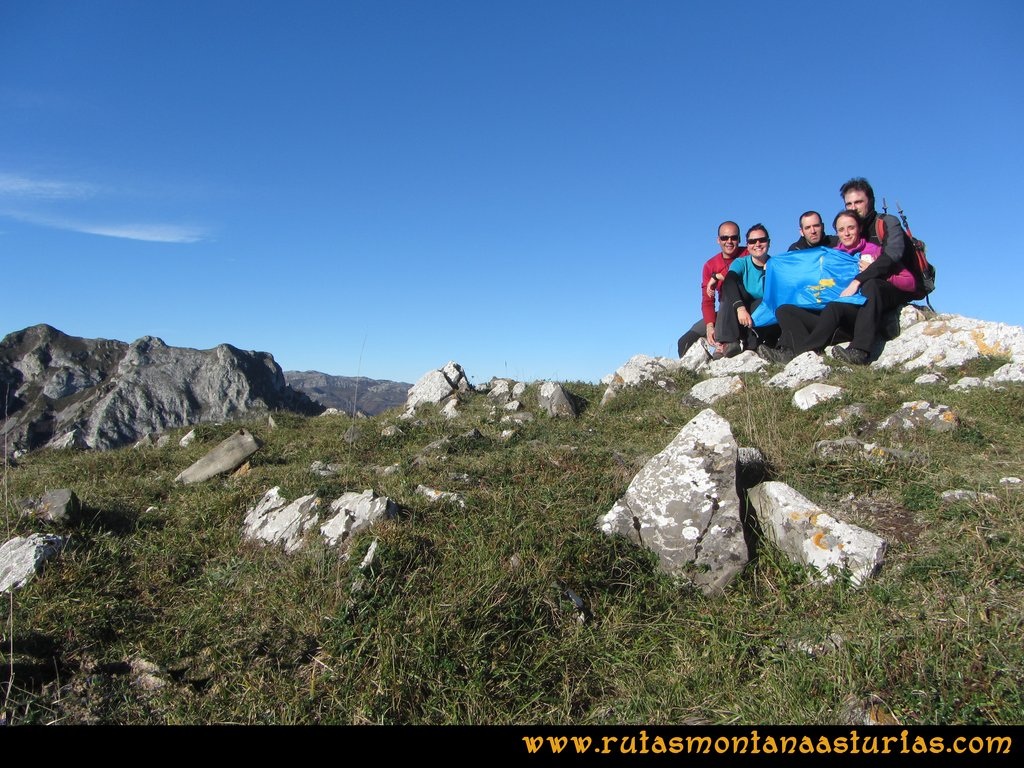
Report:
20,489,81,524
380,425,402,437
941,489,999,505
503,399,522,412
999,477,1021,486
343,425,360,444
914,373,944,385
1,534,66,593
415,484,466,508
950,376,983,391
179,429,196,447
439,398,460,419
793,383,844,410
767,352,831,389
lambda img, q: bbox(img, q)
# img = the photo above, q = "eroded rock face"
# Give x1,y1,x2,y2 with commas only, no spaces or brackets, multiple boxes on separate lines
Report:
599,408,748,595
873,315,1024,370
0,324,322,454
749,482,886,587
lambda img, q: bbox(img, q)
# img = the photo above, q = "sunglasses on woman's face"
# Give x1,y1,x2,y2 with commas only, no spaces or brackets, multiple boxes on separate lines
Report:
747,237,769,245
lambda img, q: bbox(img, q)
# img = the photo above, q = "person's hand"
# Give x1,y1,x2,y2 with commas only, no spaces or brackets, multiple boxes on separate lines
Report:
706,324,716,345
840,279,861,297
705,276,718,298
737,306,752,327
858,256,873,271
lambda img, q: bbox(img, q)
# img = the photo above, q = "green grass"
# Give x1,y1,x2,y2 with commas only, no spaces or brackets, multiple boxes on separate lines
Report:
2,364,1023,724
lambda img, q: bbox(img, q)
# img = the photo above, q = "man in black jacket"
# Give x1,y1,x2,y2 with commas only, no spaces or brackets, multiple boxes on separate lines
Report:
787,210,837,251
830,178,920,364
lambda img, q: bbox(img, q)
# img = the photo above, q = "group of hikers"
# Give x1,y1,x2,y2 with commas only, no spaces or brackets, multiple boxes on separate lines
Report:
677,177,929,366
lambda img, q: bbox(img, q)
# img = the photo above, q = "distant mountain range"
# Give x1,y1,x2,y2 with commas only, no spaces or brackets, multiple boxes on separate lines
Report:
283,371,411,416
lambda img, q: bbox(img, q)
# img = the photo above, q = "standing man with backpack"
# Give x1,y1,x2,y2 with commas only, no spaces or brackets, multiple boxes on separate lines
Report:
829,177,921,364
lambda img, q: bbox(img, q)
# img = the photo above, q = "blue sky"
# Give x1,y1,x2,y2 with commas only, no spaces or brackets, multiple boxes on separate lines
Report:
2,0,1021,384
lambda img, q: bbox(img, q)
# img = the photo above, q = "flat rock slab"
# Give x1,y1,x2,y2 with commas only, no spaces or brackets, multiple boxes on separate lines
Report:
242,487,321,553
814,437,925,465
175,429,261,484
1,534,66,593
321,490,401,548
941,489,999,505
749,481,886,587
690,376,744,404
767,352,831,389
602,354,685,387
599,408,748,595
793,383,844,410
877,401,958,432
873,314,1024,370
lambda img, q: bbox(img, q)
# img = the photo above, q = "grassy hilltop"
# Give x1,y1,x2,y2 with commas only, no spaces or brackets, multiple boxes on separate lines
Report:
2,355,1022,725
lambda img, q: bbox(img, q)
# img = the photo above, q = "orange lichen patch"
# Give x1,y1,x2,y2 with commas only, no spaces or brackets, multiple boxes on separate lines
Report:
941,411,957,423
969,329,1009,356
811,531,831,550
923,322,952,337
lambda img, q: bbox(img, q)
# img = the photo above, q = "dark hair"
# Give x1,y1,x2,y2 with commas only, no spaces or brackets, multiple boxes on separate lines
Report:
839,177,875,209
718,220,740,236
798,210,822,227
746,223,769,240
833,209,862,232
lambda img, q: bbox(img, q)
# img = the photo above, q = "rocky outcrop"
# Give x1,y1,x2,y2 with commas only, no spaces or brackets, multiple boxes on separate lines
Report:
402,361,472,418
0,325,322,454
283,371,410,415
599,409,748,595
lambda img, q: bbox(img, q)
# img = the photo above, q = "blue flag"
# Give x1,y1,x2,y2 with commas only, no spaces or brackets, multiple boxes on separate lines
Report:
751,246,867,327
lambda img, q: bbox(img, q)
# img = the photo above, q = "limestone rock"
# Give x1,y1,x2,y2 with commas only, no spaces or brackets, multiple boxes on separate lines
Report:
813,437,925,465
512,382,527,398
793,383,844,410
599,408,748,595
439,398,460,419
403,361,472,416
824,403,869,428
309,461,341,477
487,379,513,404
380,425,402,437
941,489,999,505
20,489,81,524
1,533,66,593
1000,477,1022,486
986,362,1024,385
749,481,886,587
914,373,945,386
503,399,522,411
242,487,321,553
320,490,401,548
537,381,578,418
707,351,766,376
175,429,261,484
679,342,711,373
950,377,983,391
415,484,466,508
600,384,619,407
602,354,685,388
690,376,744,405
767,352,831,389
501,411,534,424
873,315,1024,370
877,401,958,432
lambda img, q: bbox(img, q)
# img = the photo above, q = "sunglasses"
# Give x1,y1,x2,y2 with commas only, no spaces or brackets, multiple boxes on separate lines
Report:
747,237,769,245
718,234,739,241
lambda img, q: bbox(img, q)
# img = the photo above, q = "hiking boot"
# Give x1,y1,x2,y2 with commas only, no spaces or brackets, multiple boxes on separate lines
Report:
758,346,795,365
832,345,869,365
721,341,742,358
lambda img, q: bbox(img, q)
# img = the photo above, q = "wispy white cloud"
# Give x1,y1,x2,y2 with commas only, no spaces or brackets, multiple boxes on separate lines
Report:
0,172,99,200
1,210,207,243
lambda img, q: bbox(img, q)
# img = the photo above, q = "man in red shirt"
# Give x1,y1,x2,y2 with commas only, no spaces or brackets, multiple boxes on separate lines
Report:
677,221,747,357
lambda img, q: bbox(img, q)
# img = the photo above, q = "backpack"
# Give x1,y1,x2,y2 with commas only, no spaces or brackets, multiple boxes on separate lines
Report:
874,199,936,309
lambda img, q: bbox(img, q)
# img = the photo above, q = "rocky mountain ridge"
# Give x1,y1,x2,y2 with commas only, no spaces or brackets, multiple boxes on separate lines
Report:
283,371,410,416
0,324,323,453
